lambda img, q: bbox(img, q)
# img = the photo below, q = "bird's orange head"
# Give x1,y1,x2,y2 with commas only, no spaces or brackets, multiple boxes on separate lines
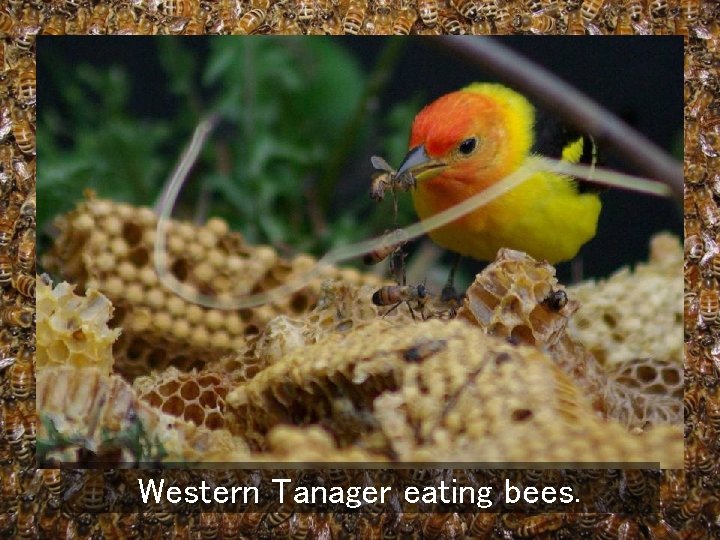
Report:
397,83,535,192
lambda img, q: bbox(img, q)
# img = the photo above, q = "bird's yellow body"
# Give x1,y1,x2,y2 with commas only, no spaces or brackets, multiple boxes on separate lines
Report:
400,83,601,264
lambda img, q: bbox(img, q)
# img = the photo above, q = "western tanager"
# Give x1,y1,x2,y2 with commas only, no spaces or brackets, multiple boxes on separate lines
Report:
396,83,601,265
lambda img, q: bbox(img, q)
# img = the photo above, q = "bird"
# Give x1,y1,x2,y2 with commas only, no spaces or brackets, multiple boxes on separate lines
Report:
396,83,602,271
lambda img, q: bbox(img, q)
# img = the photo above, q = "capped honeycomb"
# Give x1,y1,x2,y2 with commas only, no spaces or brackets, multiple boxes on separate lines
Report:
227,318,682,467
43,194,381,380
264,425,383,462
37,366,249,464
457,244,682,430
568,232,683,368
458,248,607,414
36,276,120,374
132,366,232,431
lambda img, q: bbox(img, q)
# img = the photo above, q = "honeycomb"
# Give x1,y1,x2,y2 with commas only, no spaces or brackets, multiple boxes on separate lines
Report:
568,232,683,368
37,365,249,464
226,318,682,467
132,366,232,431
4,4,719,538
36,276,120,374
43,194,380,380
458,245,683,430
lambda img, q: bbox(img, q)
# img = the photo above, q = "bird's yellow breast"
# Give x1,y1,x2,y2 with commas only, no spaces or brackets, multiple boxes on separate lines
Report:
412,170,601,264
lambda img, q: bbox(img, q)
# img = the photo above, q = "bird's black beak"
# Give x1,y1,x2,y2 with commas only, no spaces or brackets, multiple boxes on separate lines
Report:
396,145,448,182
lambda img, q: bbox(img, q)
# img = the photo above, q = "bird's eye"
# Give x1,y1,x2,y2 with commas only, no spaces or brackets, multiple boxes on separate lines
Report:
458,137,477,155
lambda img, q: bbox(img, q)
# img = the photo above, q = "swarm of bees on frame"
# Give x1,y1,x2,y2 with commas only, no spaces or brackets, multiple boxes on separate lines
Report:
1,4,719,539
0,0,717,36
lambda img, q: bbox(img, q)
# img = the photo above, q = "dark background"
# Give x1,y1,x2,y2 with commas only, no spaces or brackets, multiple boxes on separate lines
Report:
37,37,683,284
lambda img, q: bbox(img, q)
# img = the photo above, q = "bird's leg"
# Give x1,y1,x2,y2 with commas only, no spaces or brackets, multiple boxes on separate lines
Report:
390,248,407,285
441,254,463,303
391,190,399,225
571,255,584,284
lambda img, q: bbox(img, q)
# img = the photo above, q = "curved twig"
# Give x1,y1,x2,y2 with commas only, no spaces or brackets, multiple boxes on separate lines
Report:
430,37,683,202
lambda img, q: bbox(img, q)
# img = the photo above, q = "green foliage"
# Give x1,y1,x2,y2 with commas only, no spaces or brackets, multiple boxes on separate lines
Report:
38,38,418,259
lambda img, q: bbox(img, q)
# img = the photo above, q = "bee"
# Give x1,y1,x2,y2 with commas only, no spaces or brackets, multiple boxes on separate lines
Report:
41,469,64,497
676,487,705,523
421,513,453,539
79,471,107,512
615,8,634,33
402,339,447,362
580,0,604,22
320,13,343,33
685,436,714,475
13,156,35,194
158,0,195,19
113,6,138,34
705,392,720,433
20,405,36,447
440,9,465,33
649,0,670,19
88,3,111,33
624,0,644,21
680,0,699,25
11,110,34,156
645,518,680,540
565,8,586,33
2,401,24,449
699,278,719,326
19,191,34,226
8,350,33,399
14,6,41,51
236,8,266,33
366,10,393,33
542,289,568,310
0,10,14,35
363,229,407,265
0,306,33,328
290,513,312,539
16,228,35,272
683,385,704,419
514,12,556,32
342,1,366,34
623,469,647,498
238,511,264,533
16,502,37,540
275,9,304,33
42,12,68,34
297,0,317,22
0,253,12,284
508,513,566,537
198,512,220,539
523,0,544,13
184,6,208,33
696,188,720,229
418,0,439,25
13,57,35,107
267,504,294,528
372,283,428,320
451,0,480,19
219,513,242,538
468,513,496,537
370,155,415,201
594,515,641,540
